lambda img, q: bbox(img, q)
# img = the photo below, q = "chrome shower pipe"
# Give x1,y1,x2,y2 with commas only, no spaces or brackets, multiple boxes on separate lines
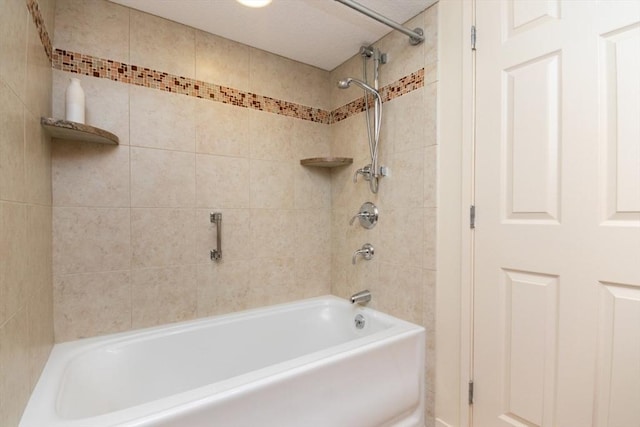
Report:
334,0,425,45
337,76,383,189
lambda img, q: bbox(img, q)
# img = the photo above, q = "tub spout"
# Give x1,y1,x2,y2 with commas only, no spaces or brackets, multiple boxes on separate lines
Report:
350,290,371,305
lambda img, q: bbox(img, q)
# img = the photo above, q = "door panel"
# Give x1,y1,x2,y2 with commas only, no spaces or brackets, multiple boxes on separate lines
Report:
473,1,640,426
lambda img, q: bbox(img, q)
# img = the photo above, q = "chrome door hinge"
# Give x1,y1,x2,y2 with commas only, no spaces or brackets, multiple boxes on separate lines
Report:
470,205,476,229
471,25,477,50
468,380,474,404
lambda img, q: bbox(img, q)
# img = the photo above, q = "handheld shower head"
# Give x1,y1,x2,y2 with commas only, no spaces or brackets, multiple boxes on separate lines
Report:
337,78,351,89
336,77,380,100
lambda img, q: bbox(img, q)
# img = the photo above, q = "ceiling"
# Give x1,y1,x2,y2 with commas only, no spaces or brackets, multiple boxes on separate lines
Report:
108,0,436,71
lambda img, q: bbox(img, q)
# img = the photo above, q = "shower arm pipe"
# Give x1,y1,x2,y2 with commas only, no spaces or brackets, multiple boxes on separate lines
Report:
334,0,425,45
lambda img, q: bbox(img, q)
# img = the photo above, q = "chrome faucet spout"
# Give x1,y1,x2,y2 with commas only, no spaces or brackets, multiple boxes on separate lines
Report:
350,290,371,305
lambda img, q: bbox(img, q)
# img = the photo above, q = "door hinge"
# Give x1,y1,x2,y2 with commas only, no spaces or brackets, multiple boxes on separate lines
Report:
468,380,474,405
471,25,477,50
470,205,476,229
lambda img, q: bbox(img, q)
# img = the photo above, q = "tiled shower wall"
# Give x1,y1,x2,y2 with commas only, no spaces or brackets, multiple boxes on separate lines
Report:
51,0,333,341
0,0,56,425
50,0,438,423
329,6,438,425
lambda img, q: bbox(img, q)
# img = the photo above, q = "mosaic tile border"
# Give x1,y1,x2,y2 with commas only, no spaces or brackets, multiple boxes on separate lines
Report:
27,0,425,124
26,0,53,63
52,48,426,124
331,68,425,124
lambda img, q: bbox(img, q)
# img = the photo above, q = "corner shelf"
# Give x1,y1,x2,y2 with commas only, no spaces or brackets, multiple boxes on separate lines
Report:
41,118,119,145
300,157,353,168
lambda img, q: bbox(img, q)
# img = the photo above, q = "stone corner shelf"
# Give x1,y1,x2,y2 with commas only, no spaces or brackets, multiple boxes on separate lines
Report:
41,118,119,145
300,157,353,168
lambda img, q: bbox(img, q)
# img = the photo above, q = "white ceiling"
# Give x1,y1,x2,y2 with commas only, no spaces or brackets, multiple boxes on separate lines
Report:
108,0,436,71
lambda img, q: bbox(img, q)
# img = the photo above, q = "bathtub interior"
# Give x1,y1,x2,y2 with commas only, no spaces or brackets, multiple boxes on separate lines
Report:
54,298,398,420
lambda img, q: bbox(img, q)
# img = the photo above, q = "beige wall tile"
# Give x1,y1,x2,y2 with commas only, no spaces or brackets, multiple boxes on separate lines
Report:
53,207,131,275
53,140,129,207
249,110,293,161
425,82,437,147
130,86,196,152
424,145,437,208
52,71,131,145
380,148,424,209
27,285,54,390
249,48,330,110
26,205,53,298
376,264,424,324
294,256,331,297
250,159,294,209
295,209,331,258
24,111,52,205
424,3,438,66
248,257,296,306
37,0,57,40
329,53,363,110
291,119,330,160
423,268,436,386
375,12,426,88
130,10,195,78
25,20,52,118
53,270,131,341
0,202,27,326
196,154,250,208
0,308,30,427
196,30,250,91
250,209,296,258
424,208,437,270
197,260,251,317
0,81,25,202
132,265,197,328
131,147,195,208
131,208,195,268
378,208,424,268
195,98,249,157
0,0,28,101
195,208,251,264
393,88,426,153
346,255,379,299
54,0,130,63
294,165,331,210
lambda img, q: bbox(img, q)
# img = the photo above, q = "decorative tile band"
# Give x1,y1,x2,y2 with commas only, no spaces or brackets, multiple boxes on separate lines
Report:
28,0,425,124
330,68,425,124
52,48,332,124
26,0,53,63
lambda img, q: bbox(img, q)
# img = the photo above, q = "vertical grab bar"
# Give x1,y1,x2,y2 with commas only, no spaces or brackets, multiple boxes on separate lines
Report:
210,212,222,261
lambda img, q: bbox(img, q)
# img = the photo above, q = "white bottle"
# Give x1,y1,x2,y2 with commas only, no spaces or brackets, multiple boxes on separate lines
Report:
65,78,85,124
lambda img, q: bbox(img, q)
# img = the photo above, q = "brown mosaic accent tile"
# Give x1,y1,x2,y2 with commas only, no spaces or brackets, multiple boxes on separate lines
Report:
26,0,423,123
52,48,332,124
51,46,420,124
26,0,53,62
331,68,425,124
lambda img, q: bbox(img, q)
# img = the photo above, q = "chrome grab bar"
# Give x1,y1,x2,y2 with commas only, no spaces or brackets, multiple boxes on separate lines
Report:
210,212,222,261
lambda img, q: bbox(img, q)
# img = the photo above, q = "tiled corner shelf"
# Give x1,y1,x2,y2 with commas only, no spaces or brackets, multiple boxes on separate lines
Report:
300,157,353,168
41,118,119,145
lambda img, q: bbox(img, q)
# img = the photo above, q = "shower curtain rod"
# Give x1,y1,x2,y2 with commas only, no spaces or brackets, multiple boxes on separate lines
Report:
334,0,425,45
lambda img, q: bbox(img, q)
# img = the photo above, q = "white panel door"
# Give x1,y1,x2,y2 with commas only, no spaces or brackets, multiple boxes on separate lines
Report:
473,1,640,426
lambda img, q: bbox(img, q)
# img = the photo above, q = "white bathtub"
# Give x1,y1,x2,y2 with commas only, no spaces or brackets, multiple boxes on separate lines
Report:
20,295,425,427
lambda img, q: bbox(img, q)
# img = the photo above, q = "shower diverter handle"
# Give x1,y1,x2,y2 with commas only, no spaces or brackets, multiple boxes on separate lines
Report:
353,164,373,183
352,243,375,265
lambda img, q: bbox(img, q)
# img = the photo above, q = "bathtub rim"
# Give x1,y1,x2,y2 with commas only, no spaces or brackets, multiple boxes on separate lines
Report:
21,295,425,427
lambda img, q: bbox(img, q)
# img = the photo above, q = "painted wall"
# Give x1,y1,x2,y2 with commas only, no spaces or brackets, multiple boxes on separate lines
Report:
329,5,438,426
0,0,56,425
